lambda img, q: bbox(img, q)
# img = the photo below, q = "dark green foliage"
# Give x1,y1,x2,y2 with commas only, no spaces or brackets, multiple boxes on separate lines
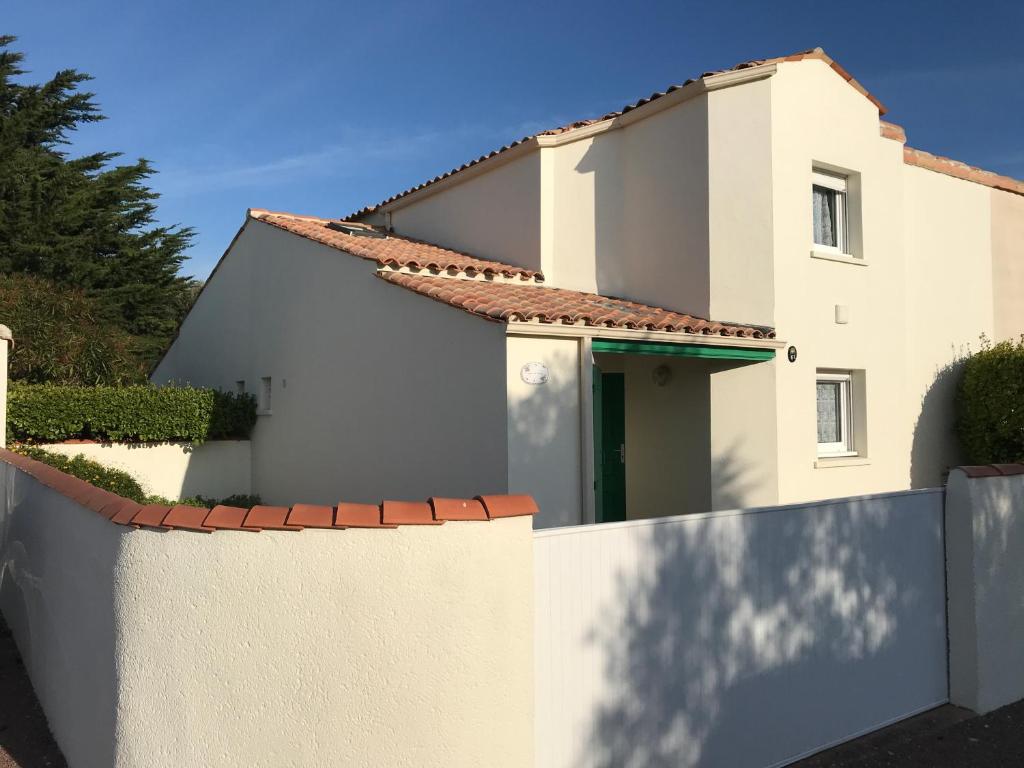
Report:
0,272,146,384
142,494,263,509
956,336,1024,464
6,384,257,444
15,445,146,501
0,35,196,371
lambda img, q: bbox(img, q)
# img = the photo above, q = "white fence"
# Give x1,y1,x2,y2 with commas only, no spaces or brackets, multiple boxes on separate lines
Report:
534,489,949,768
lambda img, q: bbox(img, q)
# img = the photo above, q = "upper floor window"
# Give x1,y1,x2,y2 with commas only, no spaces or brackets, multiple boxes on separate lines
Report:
812,170,849,254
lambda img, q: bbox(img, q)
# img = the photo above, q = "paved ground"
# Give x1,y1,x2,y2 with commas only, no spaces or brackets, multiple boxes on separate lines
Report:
0,624,65,768
0,615,1022,767
793,700,1024,767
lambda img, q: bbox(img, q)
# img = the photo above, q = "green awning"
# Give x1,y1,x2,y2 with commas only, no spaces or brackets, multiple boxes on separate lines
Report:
591,339,775,362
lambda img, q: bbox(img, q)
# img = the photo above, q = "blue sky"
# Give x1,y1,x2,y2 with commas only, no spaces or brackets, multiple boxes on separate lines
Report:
6,0,1023,279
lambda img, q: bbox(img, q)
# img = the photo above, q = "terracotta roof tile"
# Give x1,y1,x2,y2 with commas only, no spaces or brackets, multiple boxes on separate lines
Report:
347,48,885,219
250,210,541,280
131,504,173,530
162,504,216,533
478,495,540,519
109,499,144,525
205,505,261,532
244,505,303,531
430,498,488,521
378,272,775,339
335,502,396,528
0,449,539,536
287,503,335,529
382,500,443,525
904,147,1024,197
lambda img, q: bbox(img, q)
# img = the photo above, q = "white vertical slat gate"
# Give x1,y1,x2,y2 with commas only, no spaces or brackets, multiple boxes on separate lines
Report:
534,489,948,768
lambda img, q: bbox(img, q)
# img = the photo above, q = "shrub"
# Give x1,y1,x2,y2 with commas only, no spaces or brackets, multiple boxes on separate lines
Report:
956,336,1024,464
6,384,257,444
0,273,147,385
15,446,147,502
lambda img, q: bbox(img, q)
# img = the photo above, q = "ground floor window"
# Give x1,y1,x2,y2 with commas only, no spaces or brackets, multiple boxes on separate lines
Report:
816,371,855,456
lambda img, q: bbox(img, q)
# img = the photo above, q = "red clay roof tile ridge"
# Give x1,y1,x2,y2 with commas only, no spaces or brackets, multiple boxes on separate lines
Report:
344,47,887,219
254,210,544,280
903,146,1024,197
375,271,776,338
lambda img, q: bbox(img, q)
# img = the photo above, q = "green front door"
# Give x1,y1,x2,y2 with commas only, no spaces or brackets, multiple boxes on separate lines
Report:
594,368,626,523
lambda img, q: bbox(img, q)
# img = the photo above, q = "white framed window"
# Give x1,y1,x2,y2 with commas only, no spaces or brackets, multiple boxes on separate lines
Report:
816,371,855,457
259,376,272,414
812,169,849,254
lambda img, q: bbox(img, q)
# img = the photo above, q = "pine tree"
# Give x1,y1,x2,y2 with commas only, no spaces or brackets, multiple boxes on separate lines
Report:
0,35,194,369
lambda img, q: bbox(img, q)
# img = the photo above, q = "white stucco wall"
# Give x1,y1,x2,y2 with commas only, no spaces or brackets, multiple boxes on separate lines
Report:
707,77,775,328
991,189,1024,341
40,441,251,500
764,58,992,503
544,98,711,317
0,461,535,768
945,468,1024,714
389,151,543,272
904,165,994,488
507,335,582,529
153,222,509,506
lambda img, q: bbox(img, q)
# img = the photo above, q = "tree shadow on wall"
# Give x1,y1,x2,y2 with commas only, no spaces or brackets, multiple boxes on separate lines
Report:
506,348,586,527
910,345,971,489
569,450,946,768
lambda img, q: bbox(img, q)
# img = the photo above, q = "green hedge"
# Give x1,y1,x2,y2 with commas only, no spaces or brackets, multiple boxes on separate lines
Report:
956,337,1024,464
6,384,257,444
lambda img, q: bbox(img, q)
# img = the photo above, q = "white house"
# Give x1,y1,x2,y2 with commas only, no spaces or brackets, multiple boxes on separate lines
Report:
153,48,1024,529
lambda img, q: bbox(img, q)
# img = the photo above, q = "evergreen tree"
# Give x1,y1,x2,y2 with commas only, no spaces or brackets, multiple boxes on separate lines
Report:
0,35,194,368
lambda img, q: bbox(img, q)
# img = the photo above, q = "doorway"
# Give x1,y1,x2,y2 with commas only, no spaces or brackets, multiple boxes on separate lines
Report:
594,367,626,523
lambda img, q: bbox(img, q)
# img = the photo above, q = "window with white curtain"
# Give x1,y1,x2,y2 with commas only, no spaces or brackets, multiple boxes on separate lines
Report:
812,169,849,253
816,371,855,456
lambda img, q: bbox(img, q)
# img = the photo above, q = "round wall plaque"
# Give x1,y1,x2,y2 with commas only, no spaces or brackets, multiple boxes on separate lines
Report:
520,362,549,385
787,346,798,363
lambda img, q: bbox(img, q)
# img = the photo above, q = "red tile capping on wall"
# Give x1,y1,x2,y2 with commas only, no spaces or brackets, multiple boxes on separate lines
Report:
958,464,1024,478
430,498,489,521
478,495,541,519
163,504,216,533
382,500,443,525
244,506,303,531
204,505,261,532
287,504,335,529
335,503,395,529
0,448,538,535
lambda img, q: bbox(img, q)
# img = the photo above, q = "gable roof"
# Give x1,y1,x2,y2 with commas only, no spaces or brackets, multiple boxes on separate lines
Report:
250,209,542,280
254,209,774,339
346,48,884,220
377,271,775,340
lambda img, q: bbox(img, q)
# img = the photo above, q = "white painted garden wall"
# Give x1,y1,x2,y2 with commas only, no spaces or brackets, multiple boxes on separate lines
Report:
0,459,534,768
534,489,949,768
41,440,251,500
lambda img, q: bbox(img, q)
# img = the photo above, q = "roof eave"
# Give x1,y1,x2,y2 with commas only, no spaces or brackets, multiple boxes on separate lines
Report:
504,321,785,349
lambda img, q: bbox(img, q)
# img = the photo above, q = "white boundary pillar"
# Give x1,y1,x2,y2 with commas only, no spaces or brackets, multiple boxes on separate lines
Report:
946,466,1024,713
0,325,11,449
